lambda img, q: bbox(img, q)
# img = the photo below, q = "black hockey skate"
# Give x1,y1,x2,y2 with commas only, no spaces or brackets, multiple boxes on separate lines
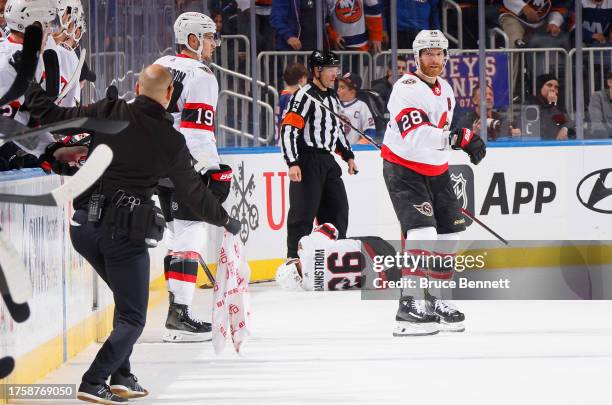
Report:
163,293,212,342
393,296,440,336
427,294,465,332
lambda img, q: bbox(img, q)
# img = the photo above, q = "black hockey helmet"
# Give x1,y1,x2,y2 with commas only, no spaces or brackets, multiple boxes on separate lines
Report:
308,50,340,72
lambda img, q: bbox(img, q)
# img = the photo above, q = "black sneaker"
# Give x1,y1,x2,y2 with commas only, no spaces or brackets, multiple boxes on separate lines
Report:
110,373,149,399
163,298,212,342
77,381,127,404
428,294,466,332
393,296,440,336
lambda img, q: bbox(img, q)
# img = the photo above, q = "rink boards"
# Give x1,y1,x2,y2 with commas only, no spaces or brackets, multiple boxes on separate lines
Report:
0,142,611,388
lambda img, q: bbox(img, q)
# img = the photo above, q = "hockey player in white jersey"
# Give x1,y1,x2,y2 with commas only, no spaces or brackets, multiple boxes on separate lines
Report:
336,72,376,144
0,0,57,155
154,12,233,343
276,223,401,291
382,30,486,336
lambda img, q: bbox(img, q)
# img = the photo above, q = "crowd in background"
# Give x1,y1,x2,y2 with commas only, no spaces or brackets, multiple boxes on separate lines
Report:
1,0,611,173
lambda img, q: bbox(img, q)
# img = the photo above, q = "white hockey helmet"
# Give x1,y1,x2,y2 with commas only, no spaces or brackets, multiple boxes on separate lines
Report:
275,258,303,290
412,30,449,74
56,0,82,35
313,223,339,241
174,12,220,57
4,0,57,33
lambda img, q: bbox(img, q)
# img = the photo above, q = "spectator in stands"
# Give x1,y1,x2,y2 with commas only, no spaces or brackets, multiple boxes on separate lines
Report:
384,0,440,49
237,0,276,52
270,0,323,51
336,73,377,144
326,0,383,54
587,70,612,138
208,0,239,34
527,73,574,140
371,56,407,106
451,84,520,141
580,0,612,45
499,0,570,95
0,0,6,29
277,63,309,134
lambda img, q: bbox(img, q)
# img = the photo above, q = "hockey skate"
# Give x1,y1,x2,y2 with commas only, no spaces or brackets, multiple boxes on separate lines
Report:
163,293,212,342
393,296,440,336
427,294,465,332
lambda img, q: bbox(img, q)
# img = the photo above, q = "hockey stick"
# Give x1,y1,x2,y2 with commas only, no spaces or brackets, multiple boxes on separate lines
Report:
0,117,128,144
296,86,508,245
55,48,86,105
0,144,113,206
197,255,216,285
0,269,30,323
0,356,15,379
42,49,60,97
460,208,508,245
0,25,43,106
0,227,32,303
297,84,381,149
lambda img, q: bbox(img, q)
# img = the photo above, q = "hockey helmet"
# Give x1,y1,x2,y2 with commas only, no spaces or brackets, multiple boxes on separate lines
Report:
412,30,449,73
56,0,82,34
4,0,57,33
174,12,220,57
308,50,340,72
275,258,303,290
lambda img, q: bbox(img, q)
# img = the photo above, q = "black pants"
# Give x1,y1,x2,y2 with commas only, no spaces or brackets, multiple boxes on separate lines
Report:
286,152,349,258
70,209,149,385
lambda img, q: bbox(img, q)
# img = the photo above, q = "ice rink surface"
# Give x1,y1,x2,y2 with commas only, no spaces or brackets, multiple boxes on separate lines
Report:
24,283,612,405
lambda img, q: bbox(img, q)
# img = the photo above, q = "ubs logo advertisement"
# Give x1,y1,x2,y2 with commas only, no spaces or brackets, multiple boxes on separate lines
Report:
230,162,260,244
577,168,612,214
449,165,475,226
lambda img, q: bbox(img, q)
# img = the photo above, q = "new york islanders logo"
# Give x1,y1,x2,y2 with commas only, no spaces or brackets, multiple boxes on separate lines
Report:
335,0,363,24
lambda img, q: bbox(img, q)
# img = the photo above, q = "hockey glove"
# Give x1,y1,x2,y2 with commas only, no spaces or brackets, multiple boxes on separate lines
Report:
224,216,241,235
201,164,233,203
38,142,80,176
8,51,23,74
449,128,486,165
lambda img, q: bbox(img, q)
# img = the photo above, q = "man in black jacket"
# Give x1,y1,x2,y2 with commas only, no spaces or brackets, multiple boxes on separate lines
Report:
25,64,240,405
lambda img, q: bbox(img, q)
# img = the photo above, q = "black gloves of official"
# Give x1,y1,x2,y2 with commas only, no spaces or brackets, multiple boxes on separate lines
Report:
449,128,486,165
224,216,241,235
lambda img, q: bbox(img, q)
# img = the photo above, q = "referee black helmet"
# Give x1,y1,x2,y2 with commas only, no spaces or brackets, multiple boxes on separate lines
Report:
308,50,340,72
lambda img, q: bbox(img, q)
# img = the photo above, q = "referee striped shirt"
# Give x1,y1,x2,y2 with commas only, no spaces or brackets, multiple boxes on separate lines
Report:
280,82,354,167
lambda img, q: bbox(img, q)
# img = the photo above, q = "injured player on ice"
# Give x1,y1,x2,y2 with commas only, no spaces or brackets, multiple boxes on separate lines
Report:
275,223,400,292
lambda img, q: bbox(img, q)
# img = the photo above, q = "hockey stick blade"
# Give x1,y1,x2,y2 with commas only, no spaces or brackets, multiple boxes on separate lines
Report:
0,228,32,303
0,117,128,144
55,48,86,105
0,356,15,379
43,49,60,97
0,144,113,206
0,25,43,106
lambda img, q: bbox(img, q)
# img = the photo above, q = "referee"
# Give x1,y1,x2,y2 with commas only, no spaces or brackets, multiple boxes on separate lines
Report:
280,50,358,260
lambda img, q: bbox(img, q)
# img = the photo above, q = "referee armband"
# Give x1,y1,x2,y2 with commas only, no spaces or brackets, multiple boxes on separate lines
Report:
281,111,305,129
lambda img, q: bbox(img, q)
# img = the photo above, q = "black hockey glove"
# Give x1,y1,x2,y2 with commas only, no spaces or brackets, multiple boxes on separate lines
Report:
224,216,241,235
8,51,23,73
449,128,486,165
201,164,233,203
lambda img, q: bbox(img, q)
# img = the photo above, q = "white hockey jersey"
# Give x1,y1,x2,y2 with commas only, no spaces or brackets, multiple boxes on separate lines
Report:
154,53,220,169
382,72,456,176
339,98,375,144
45,36,81,107
298,229,364,291
326,0,383,50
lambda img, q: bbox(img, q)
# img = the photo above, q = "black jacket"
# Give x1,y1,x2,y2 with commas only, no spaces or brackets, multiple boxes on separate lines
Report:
24,84,229,227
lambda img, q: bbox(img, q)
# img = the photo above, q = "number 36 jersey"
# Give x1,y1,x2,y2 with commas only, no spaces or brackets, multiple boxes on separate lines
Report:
298,230,365,291
382,72,456,177
154,54,220,168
